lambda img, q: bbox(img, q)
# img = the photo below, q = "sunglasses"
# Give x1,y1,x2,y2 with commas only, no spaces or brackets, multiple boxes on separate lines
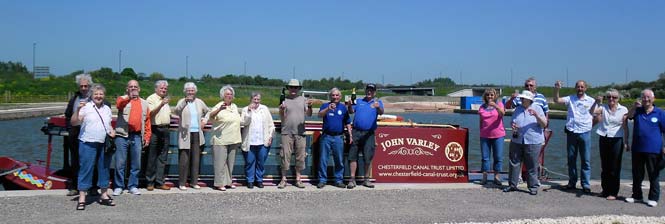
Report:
606,96,618,99
524,84,534,87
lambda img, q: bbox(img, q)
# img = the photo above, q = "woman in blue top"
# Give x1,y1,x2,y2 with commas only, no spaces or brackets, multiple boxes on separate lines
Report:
503,90,547,195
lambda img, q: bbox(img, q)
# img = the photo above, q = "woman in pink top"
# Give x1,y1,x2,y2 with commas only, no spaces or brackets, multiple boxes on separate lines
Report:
478,88,506,185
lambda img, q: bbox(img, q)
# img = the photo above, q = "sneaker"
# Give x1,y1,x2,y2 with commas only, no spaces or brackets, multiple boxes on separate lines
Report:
529,190,538,195
112,188,123,196
66,189,79,196
347,180,356,189
316,183,326,189
334,182,346,188
128,187,141,195
647,200,658,207
179,186,187,191
625,197,642,203
362,180,375,188
277,180,287,189
256,182,264,188
146,185,155,191
191,185,201,190
294,181,306,189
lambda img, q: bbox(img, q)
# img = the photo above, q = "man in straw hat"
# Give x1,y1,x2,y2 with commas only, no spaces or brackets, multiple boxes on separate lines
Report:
277,79,312,189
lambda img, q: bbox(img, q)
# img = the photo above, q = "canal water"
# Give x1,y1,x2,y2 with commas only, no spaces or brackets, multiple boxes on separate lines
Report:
0,112,635,189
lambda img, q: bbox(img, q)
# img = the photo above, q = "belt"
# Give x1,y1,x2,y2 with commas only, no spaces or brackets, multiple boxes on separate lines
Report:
323,131,343,136
152,124,170,128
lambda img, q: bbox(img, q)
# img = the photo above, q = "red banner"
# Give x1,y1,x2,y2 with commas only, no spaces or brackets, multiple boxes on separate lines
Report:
372,126,468,183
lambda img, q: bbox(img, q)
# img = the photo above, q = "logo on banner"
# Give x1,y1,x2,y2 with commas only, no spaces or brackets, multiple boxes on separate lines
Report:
445,142,464,162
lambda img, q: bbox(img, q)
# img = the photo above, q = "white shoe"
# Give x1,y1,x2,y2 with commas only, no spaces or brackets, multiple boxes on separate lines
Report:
112,188,123,196
192,184,201,189
647,200,658,207
179,186,187,191
625,197,642,203
128,187,141,195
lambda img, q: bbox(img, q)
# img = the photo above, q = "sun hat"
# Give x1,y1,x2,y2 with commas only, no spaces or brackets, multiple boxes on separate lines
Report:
286,79,302,88
518,90,535,101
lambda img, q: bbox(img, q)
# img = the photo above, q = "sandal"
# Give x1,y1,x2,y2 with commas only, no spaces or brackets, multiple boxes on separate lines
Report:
99,197,116,206
76,202,86,210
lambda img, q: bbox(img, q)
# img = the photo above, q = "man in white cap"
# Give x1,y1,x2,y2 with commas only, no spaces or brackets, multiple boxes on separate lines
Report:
278,79,312,189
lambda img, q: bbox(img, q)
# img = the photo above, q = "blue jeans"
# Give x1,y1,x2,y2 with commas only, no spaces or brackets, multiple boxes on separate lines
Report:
566,131,591,189
77,141,111,191
318,134,345,184
480,137,504,172
242,145,270,183
114,133,142,189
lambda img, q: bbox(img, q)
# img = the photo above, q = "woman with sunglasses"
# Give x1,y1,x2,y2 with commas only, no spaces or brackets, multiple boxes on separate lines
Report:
478,88,505,185
591,89,629,200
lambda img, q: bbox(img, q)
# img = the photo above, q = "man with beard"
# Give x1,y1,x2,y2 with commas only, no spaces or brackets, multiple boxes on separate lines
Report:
554,80,596,194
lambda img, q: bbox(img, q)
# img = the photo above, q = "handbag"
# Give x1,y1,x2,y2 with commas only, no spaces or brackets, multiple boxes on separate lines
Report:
94,105,115,153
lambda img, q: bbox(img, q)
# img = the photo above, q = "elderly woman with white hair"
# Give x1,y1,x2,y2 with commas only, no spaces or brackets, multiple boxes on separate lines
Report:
174,82,209,190
503,90,547,195
208,85,242,191
240,91,275,189
591,89,629,200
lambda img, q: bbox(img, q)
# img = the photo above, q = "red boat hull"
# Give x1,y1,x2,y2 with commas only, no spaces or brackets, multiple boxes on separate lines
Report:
0,157,68,190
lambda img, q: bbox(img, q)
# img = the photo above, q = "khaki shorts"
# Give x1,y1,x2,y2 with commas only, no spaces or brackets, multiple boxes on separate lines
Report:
280,134,307,171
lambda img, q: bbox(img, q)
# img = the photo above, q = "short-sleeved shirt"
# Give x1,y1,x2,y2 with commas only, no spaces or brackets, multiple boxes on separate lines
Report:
631,107,665,154
210,102,242,145
320,102,351,134
561,94,595,133
281,96,308,135
595,104,628,138
147,93,171,125
511,104,545,145
512,92,549,114
79,102,113,143
478,101,505,139
352,97,384,131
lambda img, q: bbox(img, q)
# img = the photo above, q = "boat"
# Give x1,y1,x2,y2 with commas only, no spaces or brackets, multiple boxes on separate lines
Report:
0,115,469,190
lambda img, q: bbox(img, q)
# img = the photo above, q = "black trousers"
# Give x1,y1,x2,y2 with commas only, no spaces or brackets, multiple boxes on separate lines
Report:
598,136,623,196
145,126,170,186
631,152,662,201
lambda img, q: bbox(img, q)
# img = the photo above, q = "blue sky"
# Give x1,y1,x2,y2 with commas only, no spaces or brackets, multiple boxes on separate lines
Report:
1,1,664,87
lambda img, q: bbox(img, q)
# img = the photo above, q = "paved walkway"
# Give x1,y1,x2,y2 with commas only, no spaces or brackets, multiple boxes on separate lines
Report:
2,180,664,223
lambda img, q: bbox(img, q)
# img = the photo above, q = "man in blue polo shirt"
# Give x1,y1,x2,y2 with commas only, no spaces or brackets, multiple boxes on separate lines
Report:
316,88,352,189
347,83,384,189
625,89,665,207
554,80,596,194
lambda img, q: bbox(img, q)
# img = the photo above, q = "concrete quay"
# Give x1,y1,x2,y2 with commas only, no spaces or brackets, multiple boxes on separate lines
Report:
0,103,67,120
1,180,664,223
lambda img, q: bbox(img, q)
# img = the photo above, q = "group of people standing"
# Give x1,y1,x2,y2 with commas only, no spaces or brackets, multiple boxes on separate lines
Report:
63,75,383,210
479,77,665,207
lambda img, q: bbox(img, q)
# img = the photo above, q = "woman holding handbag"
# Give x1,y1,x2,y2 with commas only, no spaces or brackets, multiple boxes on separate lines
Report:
70,84,115,210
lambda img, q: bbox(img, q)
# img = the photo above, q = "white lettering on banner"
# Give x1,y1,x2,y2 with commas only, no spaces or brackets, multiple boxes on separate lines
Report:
380,137,440,152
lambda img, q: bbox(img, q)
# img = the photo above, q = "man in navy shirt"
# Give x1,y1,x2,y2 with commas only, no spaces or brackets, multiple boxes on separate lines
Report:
625,89,665,207
316,88,352,189
347,83,384,189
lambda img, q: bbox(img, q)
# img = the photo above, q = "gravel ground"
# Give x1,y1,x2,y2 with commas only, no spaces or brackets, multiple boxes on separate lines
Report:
1,183,665,224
